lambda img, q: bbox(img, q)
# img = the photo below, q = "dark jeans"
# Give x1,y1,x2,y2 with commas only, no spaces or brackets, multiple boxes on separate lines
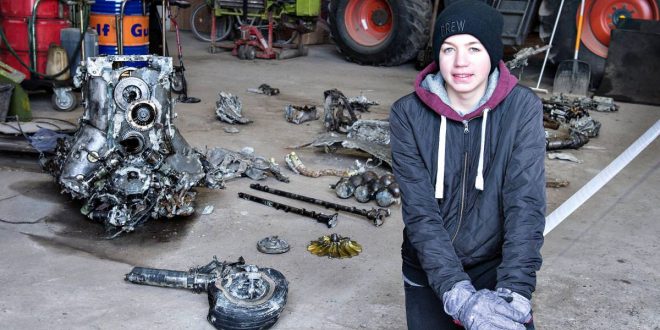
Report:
402,257,535,330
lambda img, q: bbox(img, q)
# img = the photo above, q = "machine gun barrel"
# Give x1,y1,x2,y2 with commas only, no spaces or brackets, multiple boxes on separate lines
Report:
125,266,214,293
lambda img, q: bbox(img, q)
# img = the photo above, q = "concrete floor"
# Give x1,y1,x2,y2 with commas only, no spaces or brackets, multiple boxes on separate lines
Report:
0,31,658,329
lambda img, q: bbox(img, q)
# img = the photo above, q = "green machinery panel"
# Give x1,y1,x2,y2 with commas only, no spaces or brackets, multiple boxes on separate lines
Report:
296,0,320,17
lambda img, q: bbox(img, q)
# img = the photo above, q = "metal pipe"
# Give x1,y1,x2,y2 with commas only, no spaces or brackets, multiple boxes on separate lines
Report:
162,0,168,56
238,192,338,228
30,0,43,74
79,1,86,61
249,183,389,226
533,0,566,93
117,0,134,55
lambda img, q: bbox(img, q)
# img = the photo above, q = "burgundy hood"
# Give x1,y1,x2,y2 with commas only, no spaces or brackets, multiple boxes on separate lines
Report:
414,61,518,122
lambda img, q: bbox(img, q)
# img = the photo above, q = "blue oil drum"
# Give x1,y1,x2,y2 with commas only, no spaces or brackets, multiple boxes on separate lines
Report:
90,0,149,58
90,0,144,16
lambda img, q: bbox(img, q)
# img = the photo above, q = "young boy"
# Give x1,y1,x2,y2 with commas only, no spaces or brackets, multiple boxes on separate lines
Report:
390,1,546,329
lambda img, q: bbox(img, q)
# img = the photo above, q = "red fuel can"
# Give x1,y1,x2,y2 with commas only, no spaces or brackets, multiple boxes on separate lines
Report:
0,17,70,52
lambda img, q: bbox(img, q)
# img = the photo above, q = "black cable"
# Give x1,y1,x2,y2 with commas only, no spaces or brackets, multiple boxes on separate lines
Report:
0,12,87,80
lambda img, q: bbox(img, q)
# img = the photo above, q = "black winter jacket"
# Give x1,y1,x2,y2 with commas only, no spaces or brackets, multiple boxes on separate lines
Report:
390,61,545,300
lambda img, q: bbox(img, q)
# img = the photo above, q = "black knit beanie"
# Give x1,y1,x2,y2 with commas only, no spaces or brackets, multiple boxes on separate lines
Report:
432,0,503,72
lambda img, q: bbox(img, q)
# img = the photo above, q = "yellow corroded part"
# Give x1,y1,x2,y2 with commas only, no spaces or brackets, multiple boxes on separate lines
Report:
307,234,361,259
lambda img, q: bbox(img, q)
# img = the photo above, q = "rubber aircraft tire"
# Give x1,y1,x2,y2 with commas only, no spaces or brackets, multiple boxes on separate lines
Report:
328,0,432,66
206,267,288,330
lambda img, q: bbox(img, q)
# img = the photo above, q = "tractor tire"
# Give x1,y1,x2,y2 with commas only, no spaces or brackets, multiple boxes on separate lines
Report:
328,0,432,66
541,0,660,88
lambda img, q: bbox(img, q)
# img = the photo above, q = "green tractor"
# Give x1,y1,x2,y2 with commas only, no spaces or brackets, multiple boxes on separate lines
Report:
191,0,660,86
190,0,321,44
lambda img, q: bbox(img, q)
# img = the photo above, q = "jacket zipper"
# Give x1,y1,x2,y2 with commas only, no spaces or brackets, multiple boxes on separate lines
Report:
452,120,470,242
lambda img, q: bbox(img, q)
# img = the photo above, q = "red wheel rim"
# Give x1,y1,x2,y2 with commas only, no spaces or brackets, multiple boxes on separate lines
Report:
344,0,393,47
581,0,660,57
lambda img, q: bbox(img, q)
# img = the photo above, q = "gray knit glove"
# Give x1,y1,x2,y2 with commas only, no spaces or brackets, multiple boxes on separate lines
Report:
443,281,527,330
495,288,532,324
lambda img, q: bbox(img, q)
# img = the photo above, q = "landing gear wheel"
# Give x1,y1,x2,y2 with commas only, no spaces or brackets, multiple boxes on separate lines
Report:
52,89,77,112
207,265,288,330
191,3,234,42
328,0,431,66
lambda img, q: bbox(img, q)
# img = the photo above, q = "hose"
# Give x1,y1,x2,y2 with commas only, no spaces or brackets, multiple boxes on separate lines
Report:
0,3,88,80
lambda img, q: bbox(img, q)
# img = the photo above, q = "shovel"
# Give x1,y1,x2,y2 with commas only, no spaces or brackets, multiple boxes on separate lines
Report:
553,0,590,96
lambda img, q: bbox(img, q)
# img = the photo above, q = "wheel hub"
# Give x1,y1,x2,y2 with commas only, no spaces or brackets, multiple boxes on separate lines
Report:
581,0,660,57
371,8,389,26
344,0,394,47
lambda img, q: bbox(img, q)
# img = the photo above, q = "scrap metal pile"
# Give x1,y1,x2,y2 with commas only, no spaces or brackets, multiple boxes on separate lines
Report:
542,95,617,150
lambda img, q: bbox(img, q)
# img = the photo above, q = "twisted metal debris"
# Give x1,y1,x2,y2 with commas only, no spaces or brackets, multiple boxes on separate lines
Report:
215,91,253,124
284,105,318,124
247,83,280,96
205,147,289,182
284,151,364,178
323,89,379,133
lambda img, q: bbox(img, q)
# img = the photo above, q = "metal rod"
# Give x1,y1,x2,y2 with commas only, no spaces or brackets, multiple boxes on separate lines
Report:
162,0,168,56
79,1,86,61
533,0,565,93
249,183,389,226
238,192,337,228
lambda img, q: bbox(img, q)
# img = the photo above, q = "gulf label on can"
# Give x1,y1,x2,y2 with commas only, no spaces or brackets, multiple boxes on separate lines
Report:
89,14,149,46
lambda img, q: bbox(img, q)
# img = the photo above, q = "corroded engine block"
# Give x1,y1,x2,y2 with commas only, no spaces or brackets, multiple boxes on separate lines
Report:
42,55,221,236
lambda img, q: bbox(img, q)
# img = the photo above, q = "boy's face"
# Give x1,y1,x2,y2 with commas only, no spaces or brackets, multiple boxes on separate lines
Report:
438,34,491,97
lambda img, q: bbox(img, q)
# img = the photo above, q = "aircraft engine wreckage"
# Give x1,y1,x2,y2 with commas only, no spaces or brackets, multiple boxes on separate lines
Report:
125,256,288,330
41,56,283,237
41,56,218,236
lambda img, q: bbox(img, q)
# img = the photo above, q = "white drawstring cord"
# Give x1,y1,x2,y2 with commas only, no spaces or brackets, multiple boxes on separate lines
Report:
475,108,489,191
435,115,447,199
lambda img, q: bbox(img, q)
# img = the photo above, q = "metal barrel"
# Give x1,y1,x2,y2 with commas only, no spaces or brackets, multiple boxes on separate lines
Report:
89,0,149,57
